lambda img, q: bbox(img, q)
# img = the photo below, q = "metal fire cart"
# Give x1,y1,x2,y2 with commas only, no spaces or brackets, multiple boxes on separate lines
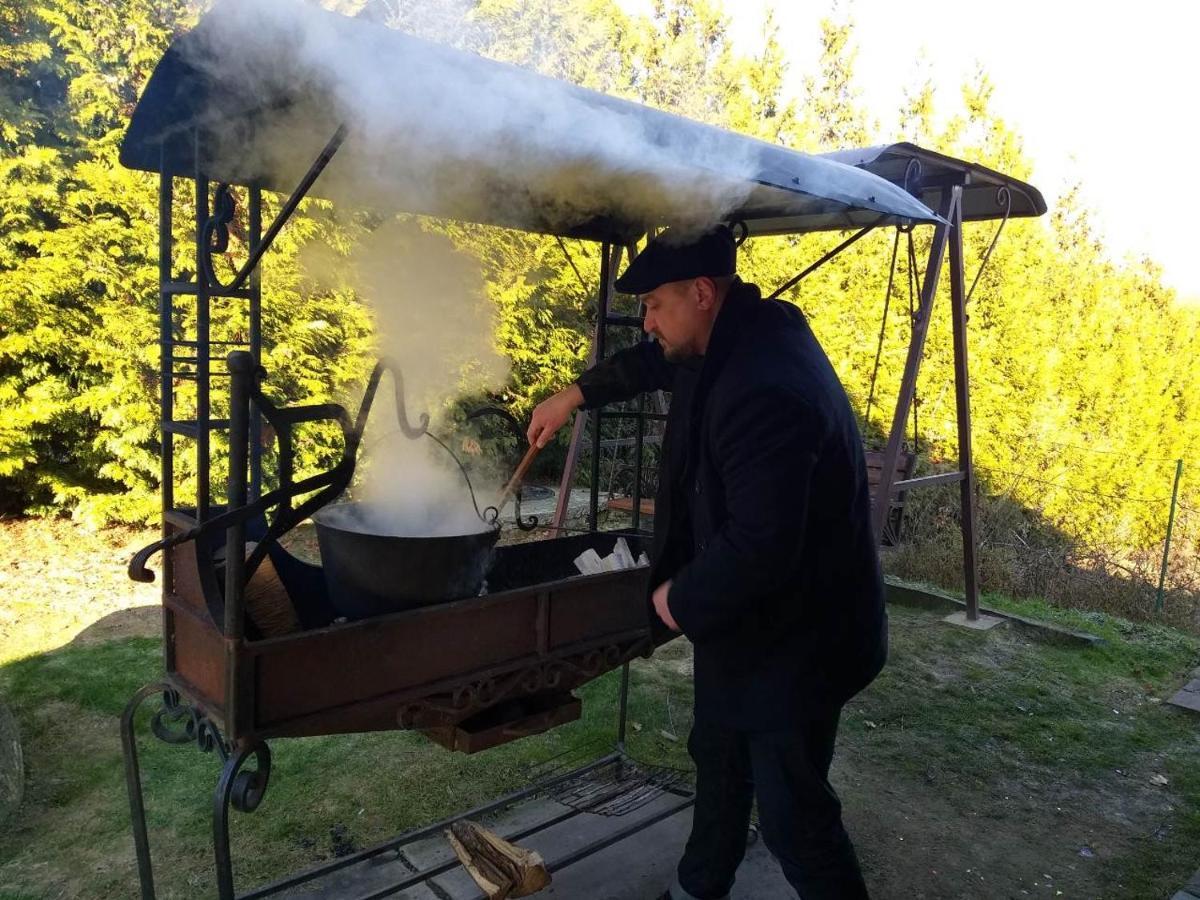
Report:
116,5,1044,898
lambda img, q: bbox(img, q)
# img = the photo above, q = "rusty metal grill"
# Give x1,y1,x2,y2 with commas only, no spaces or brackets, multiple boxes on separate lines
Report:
532,746,692,817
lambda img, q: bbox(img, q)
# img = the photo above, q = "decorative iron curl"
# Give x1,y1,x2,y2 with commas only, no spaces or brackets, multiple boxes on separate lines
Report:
897,158,923,233
226,742,272,814
150,688,196,745
212,740,273,898
727,220,750,247
149,688,230,760
201,183,238,289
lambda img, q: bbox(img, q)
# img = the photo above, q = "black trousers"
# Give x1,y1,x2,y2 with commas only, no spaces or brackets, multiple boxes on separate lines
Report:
674,710,869,900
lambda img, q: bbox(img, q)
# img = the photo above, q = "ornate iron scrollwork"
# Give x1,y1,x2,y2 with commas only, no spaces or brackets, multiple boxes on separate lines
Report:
397,639,651,729
201,183,239,290
149,688,230,760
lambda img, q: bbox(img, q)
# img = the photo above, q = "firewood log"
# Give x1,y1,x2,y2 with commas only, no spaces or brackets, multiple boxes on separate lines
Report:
445,819,551,899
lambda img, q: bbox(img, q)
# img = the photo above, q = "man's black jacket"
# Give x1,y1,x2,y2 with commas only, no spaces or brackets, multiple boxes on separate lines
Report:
576,279,887,730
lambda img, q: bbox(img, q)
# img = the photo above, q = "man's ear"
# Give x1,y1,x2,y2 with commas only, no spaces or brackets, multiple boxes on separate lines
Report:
695,276,718,310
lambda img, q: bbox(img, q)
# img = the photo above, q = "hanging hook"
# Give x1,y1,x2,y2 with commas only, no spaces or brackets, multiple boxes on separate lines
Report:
201,183,237,287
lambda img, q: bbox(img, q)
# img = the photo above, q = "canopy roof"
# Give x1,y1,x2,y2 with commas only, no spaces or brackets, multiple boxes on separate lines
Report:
120,3,1040,241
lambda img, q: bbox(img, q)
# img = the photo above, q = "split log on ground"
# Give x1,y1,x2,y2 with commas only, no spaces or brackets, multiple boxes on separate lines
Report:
445,818,551,899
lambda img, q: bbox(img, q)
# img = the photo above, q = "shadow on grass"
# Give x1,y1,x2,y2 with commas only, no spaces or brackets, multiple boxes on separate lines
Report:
0,622,693,899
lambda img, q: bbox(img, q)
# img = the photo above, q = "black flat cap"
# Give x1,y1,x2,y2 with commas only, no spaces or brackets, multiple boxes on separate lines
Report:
614,225,737,295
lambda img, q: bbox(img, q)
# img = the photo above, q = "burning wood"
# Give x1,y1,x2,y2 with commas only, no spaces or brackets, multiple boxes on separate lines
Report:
444,819,550,899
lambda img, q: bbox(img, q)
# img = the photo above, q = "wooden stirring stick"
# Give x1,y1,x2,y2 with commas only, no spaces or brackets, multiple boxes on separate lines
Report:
494,442,542,514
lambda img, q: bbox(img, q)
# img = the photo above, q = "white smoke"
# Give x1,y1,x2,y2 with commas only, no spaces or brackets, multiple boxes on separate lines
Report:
185,0,761,237
177,0,900,536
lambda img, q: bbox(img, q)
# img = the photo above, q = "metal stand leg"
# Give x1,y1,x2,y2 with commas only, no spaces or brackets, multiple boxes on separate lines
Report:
123,681,249,899
121,682,175,900
213,741,272,900
616,661,631,752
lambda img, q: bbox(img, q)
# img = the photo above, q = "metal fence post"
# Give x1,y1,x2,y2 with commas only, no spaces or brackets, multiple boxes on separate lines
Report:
1156,459,1184,611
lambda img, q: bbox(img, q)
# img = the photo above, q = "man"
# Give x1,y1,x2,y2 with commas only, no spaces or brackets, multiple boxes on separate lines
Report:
527,225,886,900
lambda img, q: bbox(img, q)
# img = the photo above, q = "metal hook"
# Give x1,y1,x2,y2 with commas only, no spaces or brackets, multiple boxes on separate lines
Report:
201,183,237,287
467,406,539,531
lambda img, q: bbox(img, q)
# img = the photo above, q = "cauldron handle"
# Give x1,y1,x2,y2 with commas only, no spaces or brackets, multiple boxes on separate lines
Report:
466,406,539,531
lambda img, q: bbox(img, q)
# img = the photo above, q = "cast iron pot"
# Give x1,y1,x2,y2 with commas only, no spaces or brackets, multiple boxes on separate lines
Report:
312,501,501,621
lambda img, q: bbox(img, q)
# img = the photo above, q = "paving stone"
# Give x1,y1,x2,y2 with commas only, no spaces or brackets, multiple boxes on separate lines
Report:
1186,867,1200,894
281,789,797,898
943,611,1006,631
278,849,442,899
1167,687,1200,714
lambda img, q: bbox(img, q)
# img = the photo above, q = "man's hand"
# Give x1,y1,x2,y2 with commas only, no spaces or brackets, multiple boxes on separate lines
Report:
527,384,584,448
652,579,680,631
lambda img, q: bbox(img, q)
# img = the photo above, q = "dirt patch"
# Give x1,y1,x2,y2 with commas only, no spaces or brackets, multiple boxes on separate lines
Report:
836,745,1180,899
0,518,160,663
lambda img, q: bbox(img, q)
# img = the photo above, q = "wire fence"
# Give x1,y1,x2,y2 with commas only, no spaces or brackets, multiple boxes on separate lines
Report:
883,448,1200,632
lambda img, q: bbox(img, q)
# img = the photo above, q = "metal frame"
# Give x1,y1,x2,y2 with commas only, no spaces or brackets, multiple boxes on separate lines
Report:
123,130,683,900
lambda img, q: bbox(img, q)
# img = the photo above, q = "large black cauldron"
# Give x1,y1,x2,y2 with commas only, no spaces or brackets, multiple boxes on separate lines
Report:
313,502,501,620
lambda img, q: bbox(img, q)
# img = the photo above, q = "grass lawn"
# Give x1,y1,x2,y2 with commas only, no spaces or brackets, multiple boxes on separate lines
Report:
1,518,1198,898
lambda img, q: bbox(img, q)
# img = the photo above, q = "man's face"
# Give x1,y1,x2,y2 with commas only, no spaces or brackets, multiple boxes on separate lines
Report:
641,278,707,362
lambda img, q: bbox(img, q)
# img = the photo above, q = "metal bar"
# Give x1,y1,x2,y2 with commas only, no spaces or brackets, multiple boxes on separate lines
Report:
865,228,902,429
871,192,956,543
249,188,263,501
168,339,248,347
240,752,624,899
278,771,694,900
158,149,175,607
626,241,647,534
349,808,590,900
194,133,211,522
947,186,981,620
766,223,878,300
553,409,587,529
225,353,251,640
121,683,172,900
891,471,965,492
214,744,258,900
605,314,643,328
162,281,253,299
589,243,616,532
543,794,696,874
1156,459,1184,611
617,662,631,750
223,124,348,292
631,391,646,533
600,411,667,423
556,236,588,290
163,419,231,437
965,187,1012,306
